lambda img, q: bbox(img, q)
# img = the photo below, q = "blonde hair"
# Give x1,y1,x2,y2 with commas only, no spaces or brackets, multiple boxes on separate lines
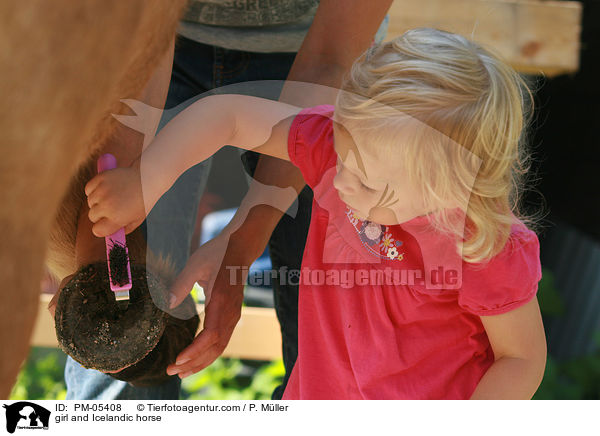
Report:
335,27,535,263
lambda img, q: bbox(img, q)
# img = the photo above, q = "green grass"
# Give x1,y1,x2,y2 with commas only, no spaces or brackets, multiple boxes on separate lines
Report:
10,347,67,400
10,347,284,400
181,358,285,400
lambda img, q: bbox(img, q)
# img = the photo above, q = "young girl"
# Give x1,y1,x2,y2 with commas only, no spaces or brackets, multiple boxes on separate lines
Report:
85,28,547,399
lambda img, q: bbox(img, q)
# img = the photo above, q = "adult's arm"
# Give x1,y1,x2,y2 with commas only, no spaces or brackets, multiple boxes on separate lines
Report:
230,0,395,249
228,0,395,255
167,0,393,377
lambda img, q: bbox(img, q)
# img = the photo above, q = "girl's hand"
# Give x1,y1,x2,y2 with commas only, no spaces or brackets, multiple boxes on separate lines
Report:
84,160,145,237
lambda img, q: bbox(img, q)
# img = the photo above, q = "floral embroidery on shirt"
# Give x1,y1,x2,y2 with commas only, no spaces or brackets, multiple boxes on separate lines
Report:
345,207,405,261
387,246,399,260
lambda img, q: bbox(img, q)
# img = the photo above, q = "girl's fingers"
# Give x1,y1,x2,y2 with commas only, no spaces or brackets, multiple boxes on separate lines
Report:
124,220,142,235
84,174,103,196
91,218,120,238
87,203,105,223
86,187,103,209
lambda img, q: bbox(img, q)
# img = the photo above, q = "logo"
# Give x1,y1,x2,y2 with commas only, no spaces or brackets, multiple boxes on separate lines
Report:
3,402,50,433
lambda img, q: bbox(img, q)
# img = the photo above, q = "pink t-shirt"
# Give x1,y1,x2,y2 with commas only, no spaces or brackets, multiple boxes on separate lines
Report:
281,105,542,400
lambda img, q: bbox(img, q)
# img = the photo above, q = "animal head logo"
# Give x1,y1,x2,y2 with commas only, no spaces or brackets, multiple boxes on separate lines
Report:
3,402,50,433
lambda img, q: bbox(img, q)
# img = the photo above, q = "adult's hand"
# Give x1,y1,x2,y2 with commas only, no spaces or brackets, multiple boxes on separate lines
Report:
165,172,301,378
165,230,258,378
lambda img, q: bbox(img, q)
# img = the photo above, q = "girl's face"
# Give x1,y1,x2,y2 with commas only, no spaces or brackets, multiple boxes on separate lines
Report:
332,120,433,225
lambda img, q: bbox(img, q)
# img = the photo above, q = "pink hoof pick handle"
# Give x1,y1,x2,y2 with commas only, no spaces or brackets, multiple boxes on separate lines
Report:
97,153,132,302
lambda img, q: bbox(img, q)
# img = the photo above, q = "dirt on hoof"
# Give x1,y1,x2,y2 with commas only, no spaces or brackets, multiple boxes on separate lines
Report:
55,262,199,386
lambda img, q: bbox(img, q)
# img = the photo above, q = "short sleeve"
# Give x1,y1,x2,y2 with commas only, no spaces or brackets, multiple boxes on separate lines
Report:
287,105,337,189
458,225,542,316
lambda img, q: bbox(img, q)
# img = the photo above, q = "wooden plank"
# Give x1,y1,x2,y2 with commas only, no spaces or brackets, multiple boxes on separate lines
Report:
221,306,282,361
33,294,282,361
32,295,59,349
385,0,582,76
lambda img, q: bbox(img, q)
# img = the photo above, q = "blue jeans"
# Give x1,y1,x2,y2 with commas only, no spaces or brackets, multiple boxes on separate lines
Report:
65,36,306,400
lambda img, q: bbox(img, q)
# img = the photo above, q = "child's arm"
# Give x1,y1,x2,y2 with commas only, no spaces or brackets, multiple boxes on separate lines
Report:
469,297,547,399
84,94,301,237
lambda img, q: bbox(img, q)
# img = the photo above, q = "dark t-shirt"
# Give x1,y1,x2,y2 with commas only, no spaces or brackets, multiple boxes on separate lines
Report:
179,0,319,52
179,0,389,53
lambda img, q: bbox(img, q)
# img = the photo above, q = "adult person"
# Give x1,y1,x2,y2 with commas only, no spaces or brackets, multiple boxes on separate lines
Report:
67,0,392,400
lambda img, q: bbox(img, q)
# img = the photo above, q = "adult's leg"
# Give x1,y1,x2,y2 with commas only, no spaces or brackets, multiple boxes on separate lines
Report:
143,37,216,273
268,187,312,399
65,37,215,400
